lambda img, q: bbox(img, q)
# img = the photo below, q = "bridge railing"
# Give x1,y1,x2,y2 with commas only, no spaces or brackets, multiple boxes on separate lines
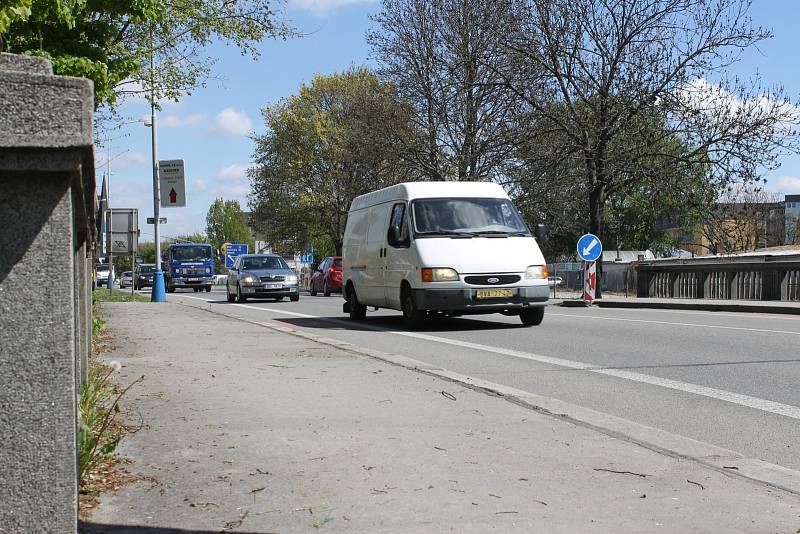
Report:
635,254,800,301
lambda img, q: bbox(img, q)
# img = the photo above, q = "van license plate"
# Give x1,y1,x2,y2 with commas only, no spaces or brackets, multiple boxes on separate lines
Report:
476,289,513,299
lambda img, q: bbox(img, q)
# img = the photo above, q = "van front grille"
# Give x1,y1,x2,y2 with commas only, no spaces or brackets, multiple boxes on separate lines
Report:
464,275,520,285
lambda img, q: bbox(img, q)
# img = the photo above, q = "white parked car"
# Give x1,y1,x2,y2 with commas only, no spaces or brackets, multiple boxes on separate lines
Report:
342,181,549,327
213,274,228,285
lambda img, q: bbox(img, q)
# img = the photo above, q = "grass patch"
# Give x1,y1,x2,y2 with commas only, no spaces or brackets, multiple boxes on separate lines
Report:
92,288,150,303
79,298,143,499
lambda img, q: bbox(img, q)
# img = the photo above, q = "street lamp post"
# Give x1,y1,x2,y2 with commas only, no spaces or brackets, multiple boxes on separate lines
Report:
147,27,166,302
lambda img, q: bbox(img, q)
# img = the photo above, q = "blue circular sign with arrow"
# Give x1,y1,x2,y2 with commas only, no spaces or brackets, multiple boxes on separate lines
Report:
577,233,603,262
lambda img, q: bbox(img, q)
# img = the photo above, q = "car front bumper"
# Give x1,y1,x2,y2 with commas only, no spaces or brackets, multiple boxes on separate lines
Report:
241,284,300,297
171,276,213,287
410,285,548,314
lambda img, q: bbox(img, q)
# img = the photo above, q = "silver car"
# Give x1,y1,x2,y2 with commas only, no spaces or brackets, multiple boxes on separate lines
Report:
226,254,300,303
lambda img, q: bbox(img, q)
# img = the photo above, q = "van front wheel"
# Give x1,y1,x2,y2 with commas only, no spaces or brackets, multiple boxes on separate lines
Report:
520,307,544,326
402,290,425,329
347,285,366,320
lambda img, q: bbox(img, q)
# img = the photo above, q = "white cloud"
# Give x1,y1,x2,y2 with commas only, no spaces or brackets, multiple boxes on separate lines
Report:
289,0,376,16
96,151,148,171
194,179,209,193
217,163,253,181
159,113,204,128
210,108,253,137
769,176,800,195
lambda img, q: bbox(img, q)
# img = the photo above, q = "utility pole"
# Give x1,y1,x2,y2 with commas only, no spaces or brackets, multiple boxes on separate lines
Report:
149,25,166,302
107,138,115,291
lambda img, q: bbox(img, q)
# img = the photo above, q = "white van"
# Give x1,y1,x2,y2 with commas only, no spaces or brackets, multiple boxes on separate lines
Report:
342,181,549,327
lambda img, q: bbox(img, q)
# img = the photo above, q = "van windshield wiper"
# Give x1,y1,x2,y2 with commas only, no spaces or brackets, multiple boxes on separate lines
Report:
474,230,530,237
415,230,477,238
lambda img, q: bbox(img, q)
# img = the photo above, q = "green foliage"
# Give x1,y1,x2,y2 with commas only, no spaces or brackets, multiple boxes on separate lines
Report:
0,0,31,34
1,0,293,108
206,198,253,248
250,68,422,255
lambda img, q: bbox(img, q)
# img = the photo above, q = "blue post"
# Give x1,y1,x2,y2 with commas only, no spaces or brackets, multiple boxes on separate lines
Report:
107,267,115,289
151,269,166,302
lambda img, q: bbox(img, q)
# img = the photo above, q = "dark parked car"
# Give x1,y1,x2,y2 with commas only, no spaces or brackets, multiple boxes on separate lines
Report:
227,254,300,302
309,256,342,296
135,264,156,290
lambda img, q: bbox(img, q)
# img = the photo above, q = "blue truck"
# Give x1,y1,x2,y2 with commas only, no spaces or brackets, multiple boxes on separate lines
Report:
165,243,214,293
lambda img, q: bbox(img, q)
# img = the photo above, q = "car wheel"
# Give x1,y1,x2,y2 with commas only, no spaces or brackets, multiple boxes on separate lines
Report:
168,286,175,293
205,286,211,293
401,287,425,329
226,285,235,302
347,284,366,320
323,282,331,297
290,295,300,302
310,280,317,296
236,284,247,303
520,307,544,326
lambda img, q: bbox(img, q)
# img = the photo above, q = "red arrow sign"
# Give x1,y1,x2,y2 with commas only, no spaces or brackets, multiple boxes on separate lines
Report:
169,188,177,204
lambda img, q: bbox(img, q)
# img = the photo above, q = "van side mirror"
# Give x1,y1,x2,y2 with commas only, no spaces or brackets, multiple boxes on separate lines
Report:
535,224,547,243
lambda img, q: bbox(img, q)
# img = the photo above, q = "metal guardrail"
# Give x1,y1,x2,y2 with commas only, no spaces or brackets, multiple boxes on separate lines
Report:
636,253,800,301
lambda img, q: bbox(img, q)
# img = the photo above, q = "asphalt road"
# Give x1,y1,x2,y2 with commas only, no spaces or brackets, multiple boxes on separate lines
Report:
158,286,800,472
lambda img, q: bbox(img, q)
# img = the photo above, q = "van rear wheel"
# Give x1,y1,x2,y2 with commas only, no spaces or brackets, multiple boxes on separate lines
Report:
347,285,366,320
520,307,544,326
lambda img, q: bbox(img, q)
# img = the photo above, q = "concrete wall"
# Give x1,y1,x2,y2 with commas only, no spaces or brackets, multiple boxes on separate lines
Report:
0,53,95,534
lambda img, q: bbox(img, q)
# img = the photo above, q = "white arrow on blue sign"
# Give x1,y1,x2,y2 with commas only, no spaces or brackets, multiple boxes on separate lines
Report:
224,243,249,268
577,233,603,262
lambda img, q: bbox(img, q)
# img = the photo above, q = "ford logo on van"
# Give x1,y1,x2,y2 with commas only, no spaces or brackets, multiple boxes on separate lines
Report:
487,277,500,284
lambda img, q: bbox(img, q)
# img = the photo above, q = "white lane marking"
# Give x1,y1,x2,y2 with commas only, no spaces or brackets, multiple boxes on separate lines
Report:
549,312,800,336
176,293,800,421
588,305,800,321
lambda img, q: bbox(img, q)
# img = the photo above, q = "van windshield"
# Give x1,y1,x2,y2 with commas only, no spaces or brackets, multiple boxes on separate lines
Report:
411,198,530,236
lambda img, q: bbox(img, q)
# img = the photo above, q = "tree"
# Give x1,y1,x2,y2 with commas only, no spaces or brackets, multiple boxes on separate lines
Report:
249,68,422,255
496,0,800,296
368,0,522,181
206,199,253,250
1,0,293,108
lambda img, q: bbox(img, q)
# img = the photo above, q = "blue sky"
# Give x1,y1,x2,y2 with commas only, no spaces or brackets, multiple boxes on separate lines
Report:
99,0,800,240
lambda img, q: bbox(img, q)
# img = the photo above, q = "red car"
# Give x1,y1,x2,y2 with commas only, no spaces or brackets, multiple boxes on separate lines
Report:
309,256,343,296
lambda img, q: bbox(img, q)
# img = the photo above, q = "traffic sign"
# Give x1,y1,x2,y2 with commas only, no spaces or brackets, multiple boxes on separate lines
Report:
147,217,167,224
224,243,248,268
577,233,602,262
159,159,186,208
300,253,314,265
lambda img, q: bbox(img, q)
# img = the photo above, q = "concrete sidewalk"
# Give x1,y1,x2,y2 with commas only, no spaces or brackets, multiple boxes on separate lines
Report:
82,302,800,533
560,295,800,314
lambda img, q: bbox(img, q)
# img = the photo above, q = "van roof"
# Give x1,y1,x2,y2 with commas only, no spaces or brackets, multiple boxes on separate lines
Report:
349,181,508,212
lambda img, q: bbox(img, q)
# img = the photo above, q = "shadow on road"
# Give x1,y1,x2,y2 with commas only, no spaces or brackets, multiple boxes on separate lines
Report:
79,523,269,534
275,313,526,333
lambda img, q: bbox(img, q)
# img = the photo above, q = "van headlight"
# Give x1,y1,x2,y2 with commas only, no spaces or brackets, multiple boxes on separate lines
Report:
524,265,548,279
421,268,459,282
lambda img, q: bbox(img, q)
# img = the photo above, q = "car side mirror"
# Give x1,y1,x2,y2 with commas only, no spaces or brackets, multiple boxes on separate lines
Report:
535,224,547,243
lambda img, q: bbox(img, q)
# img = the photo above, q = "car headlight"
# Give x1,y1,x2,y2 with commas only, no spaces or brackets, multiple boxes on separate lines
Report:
524,265,548,279
421,267,459,282
242,275,256,284
286,275,298,284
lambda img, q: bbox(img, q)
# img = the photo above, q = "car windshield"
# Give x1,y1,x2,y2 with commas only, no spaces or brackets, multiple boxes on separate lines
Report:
241,256,288,270
333,258,342,267
171,246,212,261
97,266,109,272
411,197,529,236
138,265,154,274
123,272,132,277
